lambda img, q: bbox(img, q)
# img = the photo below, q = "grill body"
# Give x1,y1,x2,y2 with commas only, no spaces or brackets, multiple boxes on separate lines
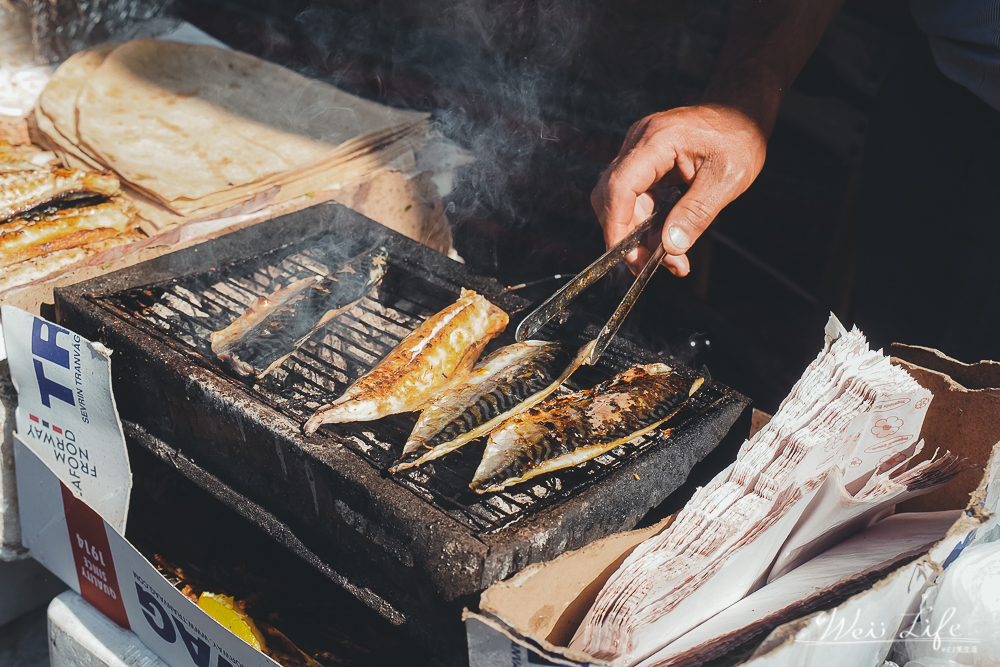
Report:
54,203,748,658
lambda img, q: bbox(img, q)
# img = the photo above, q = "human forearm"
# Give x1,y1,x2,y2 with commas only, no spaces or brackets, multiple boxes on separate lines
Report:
704,0,847,137
591,0,849,277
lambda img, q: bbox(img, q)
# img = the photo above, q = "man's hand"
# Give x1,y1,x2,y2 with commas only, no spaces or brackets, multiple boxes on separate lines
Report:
591,104,767,277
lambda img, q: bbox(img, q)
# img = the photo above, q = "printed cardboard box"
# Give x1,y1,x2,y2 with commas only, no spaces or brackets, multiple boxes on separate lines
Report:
3,305,280,667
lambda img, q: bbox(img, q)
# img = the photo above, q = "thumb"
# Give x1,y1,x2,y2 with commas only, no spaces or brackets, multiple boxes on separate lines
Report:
659,163,731,257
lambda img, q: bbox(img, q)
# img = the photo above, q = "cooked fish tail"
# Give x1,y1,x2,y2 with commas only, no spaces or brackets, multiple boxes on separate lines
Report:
390,339,595,473
303,288,508,433
471,365,703,493
211,246,388,378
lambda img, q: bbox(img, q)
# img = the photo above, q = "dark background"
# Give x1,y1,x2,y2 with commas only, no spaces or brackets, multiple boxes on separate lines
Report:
159,0,912,412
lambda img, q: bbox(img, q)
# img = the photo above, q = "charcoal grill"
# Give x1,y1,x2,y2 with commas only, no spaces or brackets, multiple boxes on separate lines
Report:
55,202,748,660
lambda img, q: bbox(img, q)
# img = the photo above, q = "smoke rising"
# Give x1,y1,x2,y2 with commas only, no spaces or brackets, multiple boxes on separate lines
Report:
289,0,635,231
173,0,727,283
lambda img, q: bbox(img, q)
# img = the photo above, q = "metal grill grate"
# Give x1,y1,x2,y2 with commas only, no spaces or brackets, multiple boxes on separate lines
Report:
98,236,729,534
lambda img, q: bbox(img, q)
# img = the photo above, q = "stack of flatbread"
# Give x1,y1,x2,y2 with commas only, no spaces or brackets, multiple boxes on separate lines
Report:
32,39,431,234
570,316,966,666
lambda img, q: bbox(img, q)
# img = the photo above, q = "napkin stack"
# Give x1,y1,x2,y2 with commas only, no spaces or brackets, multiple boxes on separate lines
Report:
572,317,965,666
32,40,431,233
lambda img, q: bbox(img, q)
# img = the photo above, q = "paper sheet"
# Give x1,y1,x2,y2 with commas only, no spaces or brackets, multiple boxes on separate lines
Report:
637,510,962,667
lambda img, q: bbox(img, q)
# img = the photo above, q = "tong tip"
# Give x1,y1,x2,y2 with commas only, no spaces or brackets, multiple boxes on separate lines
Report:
514,319,532,343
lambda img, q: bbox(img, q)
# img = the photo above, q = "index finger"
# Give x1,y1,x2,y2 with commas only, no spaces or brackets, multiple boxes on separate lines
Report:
597,148,678,247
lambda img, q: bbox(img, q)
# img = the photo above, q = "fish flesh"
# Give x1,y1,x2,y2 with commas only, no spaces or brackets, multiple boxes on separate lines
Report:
211,246,389,379
0,166,119,222
471,364,704,493
391,340,592,472
0,232,142,295
0,197,133,268
390,339,594,473
303,288,508,433
304,288,508,431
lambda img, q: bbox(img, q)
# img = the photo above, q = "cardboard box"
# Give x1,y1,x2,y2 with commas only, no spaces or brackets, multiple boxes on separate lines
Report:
466,348,1000,667
3,306,282,667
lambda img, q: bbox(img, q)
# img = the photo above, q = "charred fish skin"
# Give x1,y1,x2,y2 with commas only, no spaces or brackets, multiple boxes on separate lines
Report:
471,365,704,493
212,246,388,378
390,340,583,473
303,288,509,433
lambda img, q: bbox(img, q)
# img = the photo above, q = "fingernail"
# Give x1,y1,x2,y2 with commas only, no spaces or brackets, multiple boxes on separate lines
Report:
668,225,690,251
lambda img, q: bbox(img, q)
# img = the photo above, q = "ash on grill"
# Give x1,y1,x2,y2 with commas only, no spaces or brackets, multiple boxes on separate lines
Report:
110,235,728,533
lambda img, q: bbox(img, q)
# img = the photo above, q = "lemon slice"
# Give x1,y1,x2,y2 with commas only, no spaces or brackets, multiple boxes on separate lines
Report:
197,592,266,651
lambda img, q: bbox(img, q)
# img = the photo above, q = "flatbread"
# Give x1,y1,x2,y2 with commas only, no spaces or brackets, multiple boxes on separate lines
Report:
37,42,119,157
74,39,429,207
32,106,106,171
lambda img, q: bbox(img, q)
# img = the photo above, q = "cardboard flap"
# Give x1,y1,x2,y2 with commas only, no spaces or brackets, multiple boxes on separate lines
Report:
481,515,675,649
892,343,1000,389
2,306,131,533
891,351,1000,512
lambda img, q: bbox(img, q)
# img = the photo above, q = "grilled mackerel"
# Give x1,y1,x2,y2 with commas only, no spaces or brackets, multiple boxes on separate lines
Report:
390,340,594,473
0,197,133,268
0,166,119,222
471,364,704,493
304,289,508,433
211,246,389,379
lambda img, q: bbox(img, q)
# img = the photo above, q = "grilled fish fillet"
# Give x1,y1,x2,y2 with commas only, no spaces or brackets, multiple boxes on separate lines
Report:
0,166,119,222
303,288,508,433
0,198,133,268
390,339,594,473
0,231,142,295
471,364,704,493
210,246,389,379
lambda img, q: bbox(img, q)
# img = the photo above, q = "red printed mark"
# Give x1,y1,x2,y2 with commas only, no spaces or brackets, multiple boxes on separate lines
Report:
28,414,64,433
871,417,904,438
859,356,882,371
874,397,911,412
60,485,129,629
876,451,910,474
864,434,913,454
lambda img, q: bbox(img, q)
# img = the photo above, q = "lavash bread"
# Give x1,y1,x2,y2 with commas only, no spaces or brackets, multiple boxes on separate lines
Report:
30,39,455,255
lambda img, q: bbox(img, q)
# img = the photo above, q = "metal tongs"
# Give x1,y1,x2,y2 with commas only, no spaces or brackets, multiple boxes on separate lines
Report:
515,187,682,365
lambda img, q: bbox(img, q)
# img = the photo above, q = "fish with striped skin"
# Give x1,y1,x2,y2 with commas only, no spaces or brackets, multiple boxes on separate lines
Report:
471,364,704,493
303,288,508,432
211,246,388,379
389,339,594,473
